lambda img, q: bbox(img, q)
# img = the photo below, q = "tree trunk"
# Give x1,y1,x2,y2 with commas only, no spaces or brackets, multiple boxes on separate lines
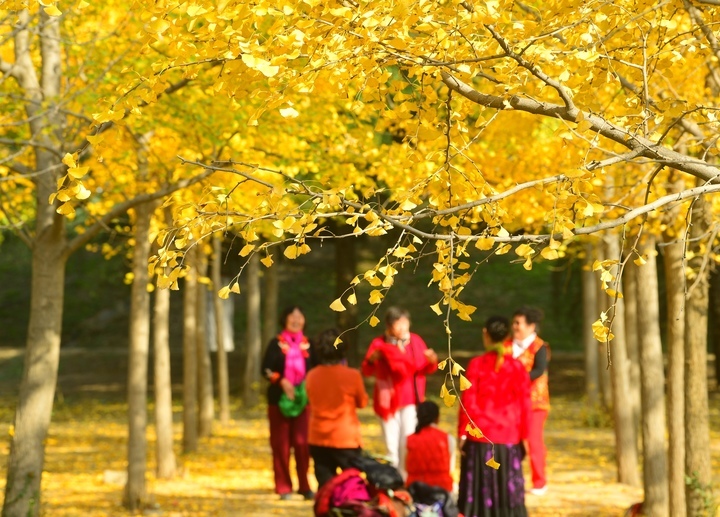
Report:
582,242,600,407
622,261,641,444
663,238,686,517
335,236,359,365
3,10,66,517
711,267,720,388
262,247,279,349
243,254,262,407
596,249,613,410
212,235,230,425
2,224,66,517
153,282,176,478
182,247,198,453
635,235,669,517
603,233,640,487
123,202,153,511
684,197,714,517
196,251,214,438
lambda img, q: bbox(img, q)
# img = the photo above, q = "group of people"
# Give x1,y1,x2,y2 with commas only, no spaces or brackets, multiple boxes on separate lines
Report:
260,304,550,516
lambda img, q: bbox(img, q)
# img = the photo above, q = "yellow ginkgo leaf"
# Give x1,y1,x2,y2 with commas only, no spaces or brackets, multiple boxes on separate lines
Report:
369,290,383,305
218,286,231,299
260,255,274,268
44,4,62,16
56,202,75,215
230,283,240,294
369,315,380,327
459,374,472,391
333,337,343,348
284,245,299,259
451,362,465,376
239,244,254,257
634,255,647,266
62,153,77,168
67,166,89,179
475,237,494,250
430,302,442,315
329,298,346,312
465,423,483,439
442,391,456,408
485,456,501,470
437,359,448,371
347,292,357,305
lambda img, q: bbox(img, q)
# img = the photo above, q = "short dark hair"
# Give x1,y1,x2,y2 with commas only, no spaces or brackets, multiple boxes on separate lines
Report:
279,305,305,329
314,328,346,365
415,400,440,433
385,306,410,327
513,306,544,327
484,315,510,343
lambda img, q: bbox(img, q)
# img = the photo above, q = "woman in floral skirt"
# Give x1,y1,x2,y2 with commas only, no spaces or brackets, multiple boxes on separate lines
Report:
457,315,532,517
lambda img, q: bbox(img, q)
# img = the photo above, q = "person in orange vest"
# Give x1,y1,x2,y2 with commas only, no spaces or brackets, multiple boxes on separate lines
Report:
405,400,456,492
506,306,550,496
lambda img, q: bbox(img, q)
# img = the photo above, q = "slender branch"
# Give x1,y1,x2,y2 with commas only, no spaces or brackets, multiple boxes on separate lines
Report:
441,71,720,183
485,25,576,111
414,174,567,220
64,168,217,257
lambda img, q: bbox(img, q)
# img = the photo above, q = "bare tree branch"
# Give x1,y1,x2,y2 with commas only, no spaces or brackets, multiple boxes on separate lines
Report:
440,71,720,183
64,168,217,257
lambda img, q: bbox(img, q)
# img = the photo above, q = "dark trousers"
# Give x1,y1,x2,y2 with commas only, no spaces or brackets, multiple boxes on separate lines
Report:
309,445,362,488
268,404,311,495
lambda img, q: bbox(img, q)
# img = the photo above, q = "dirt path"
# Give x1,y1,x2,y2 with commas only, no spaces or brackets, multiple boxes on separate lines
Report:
0,349,718,516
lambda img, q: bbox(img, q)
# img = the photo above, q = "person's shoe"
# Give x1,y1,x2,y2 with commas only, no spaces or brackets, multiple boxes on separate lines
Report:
300,490,315,501
279,493,293,501
530,485,548,496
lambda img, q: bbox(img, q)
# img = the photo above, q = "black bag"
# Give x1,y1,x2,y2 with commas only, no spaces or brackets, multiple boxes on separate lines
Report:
408,481,459,517
350,454,404,491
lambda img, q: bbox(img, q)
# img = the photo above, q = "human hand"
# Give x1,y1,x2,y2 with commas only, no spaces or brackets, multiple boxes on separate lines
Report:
368,349,382,363
424,348,438,364
280,378,295,401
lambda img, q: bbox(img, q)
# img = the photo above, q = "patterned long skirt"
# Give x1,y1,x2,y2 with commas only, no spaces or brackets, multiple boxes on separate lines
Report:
457,441,527,517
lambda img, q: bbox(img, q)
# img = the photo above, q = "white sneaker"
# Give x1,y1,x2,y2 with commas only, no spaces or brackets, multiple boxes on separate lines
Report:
530,485,548,496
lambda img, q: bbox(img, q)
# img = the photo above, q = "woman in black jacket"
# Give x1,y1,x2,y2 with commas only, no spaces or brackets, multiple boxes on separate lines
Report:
261,305,314,500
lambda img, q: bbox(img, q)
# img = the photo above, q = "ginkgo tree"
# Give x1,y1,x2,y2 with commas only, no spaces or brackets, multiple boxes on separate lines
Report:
0,2,228,516
100,1,720,516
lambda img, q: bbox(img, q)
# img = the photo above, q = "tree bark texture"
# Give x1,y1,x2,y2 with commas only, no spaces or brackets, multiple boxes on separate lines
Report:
582,243,600,407
622,262,641,444
243,254,262,407
635,236,669,517
663,239,687,517
182,247,198,453
123,203,153,511
710,267,720,388
153,284,176,478
2,11,66,517
684,196,714,517
603,234,640,487
212,236,230,425
2,231,66,517
596,252,613,411
196,251,214,438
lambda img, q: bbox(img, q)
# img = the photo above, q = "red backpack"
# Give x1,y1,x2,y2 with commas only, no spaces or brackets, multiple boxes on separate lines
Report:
314,469,371,517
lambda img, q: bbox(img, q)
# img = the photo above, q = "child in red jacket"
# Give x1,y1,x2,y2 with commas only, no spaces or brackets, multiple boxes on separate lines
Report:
405,400,456,492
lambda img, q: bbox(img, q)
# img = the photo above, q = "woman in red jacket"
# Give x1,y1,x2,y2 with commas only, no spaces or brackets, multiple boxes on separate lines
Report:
361,307,438,480
458,315,532,517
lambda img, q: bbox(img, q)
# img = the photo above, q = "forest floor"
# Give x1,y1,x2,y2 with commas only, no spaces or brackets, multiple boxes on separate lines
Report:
0,348,718,516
